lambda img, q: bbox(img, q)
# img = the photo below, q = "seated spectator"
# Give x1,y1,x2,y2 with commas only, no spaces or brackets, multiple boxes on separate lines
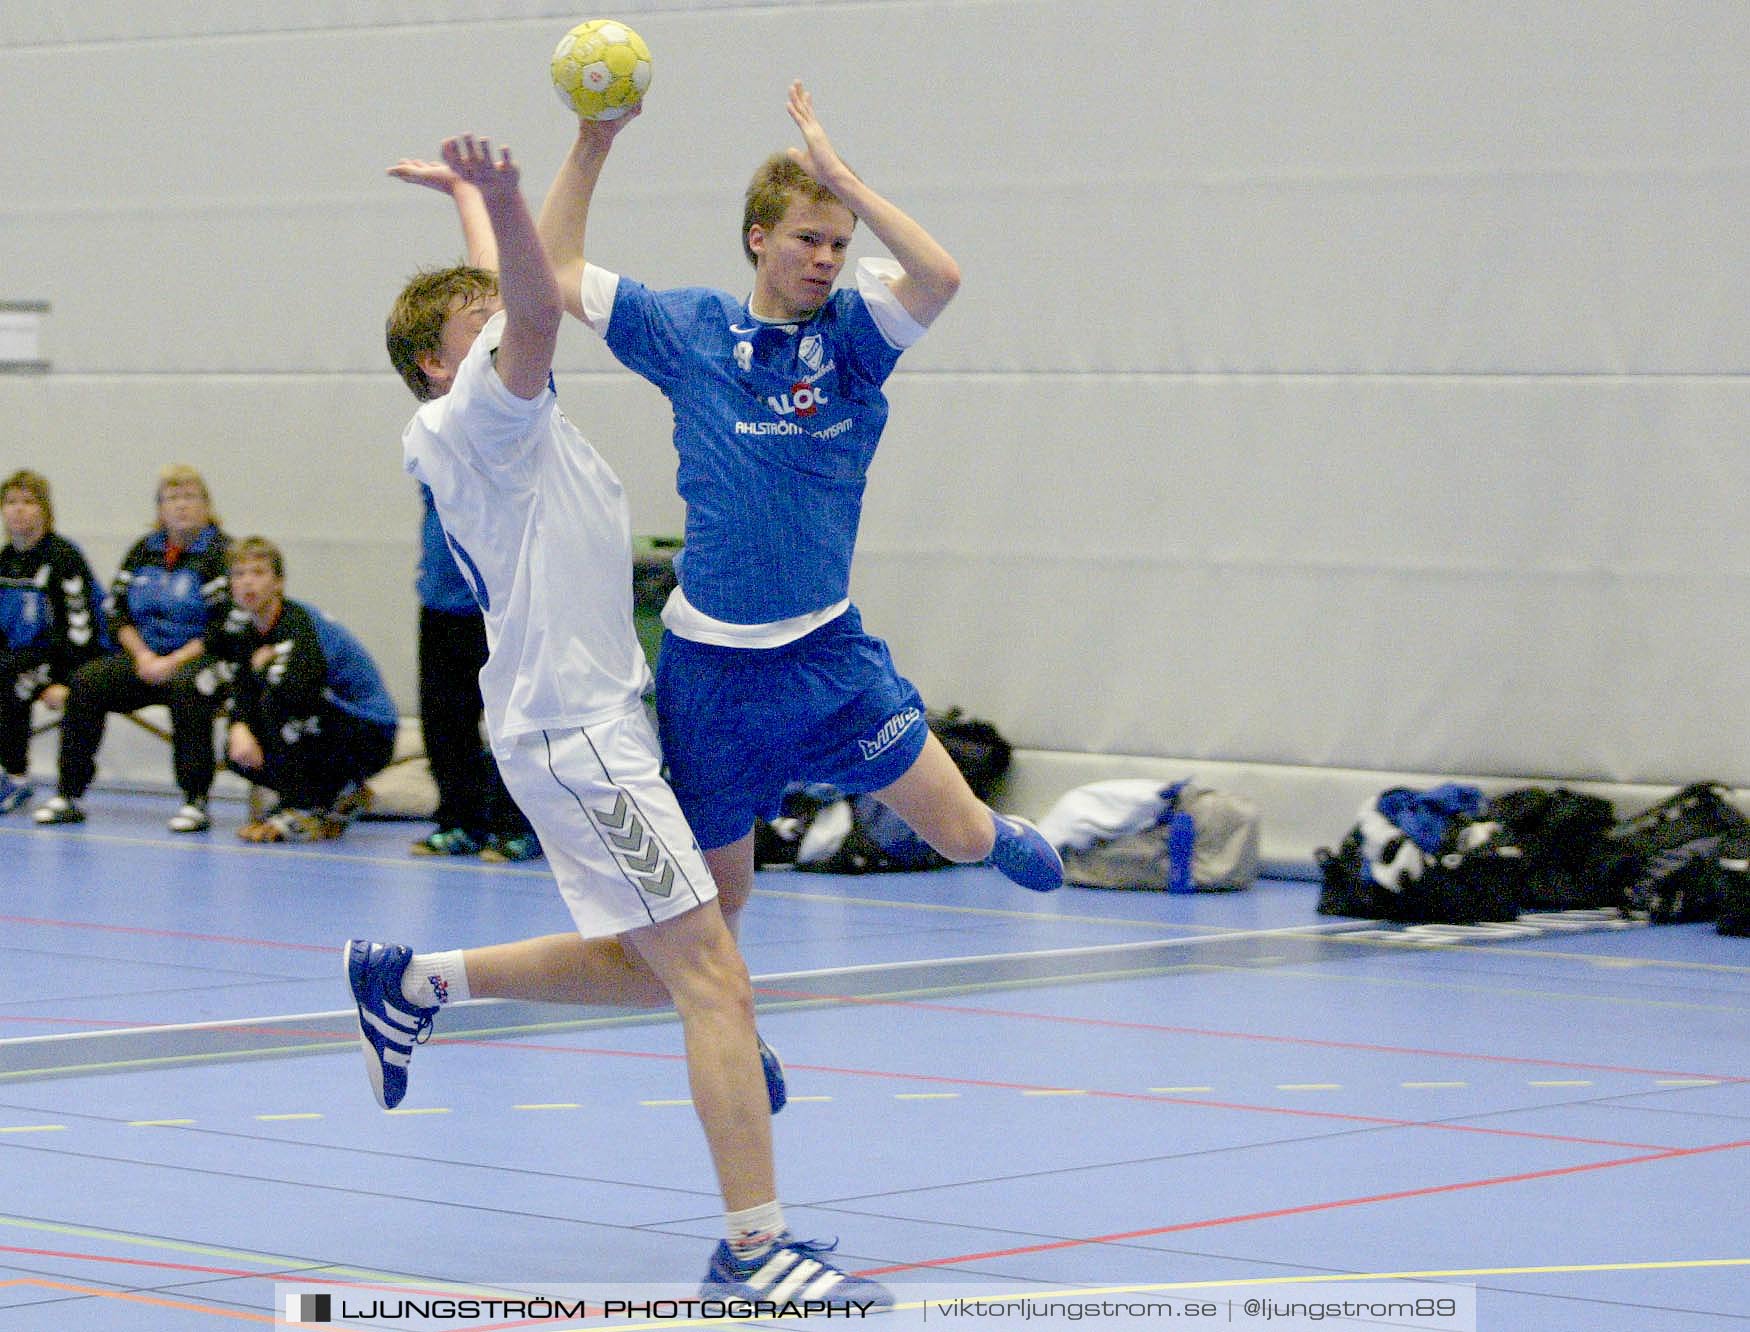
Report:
34,464,231,832
219,536,398,842
0,470,109,814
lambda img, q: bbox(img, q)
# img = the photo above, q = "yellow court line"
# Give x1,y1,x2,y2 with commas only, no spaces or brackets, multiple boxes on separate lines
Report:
640,1099,692,1107
1529,1080,1594,1087
382,1107,449,1116
1277,1083,1342,1091
255,1113,322,1121
0,1279,274,1323
894,1092,960,1100
129,1118,196,1126
0,1213,461,1289
514,1102,583,1110
1211,961,1750,1016
0,1124,65,1133
1150,1085,1215,1093
1020,1088,1088,1097
1402,1081,1468,1089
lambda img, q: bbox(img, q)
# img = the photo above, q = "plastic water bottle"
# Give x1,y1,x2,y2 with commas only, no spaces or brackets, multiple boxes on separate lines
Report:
1165,810,1197,894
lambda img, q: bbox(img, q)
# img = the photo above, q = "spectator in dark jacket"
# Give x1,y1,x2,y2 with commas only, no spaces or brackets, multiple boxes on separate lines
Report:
33,464,231,832
218,536,398,843
0,469,109,814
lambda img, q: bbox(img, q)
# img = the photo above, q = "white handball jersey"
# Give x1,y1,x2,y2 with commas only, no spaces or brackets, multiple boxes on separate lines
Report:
403,311,652,754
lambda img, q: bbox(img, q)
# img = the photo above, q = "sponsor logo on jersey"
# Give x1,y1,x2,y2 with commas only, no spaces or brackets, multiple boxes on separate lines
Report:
766,383,828,418
735,420,805,436
734,340,753,372
860,706,923,762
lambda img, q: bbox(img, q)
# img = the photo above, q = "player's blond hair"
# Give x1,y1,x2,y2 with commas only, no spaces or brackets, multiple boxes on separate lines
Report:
2,469,54,531
228,535,284,579
741,153,856,268
155,464,219,529
386,265,500,401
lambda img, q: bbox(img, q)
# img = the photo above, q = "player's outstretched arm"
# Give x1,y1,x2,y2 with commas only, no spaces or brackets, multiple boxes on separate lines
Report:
785,81,961,327
537,109,640,324
440,135,562,401
387,157,499,271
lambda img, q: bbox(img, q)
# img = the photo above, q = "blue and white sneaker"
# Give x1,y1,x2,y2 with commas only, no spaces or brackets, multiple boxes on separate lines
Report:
344,940,438,1109
987,813,1064,892
757,1034,787,1115
701,1235,892,1311
0,775,33,815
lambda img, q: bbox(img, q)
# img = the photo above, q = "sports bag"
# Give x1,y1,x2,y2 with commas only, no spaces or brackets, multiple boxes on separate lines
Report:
1487,786,1618,909
1042,779,1262,892
1594,782,1749,924
1316,784,1522,924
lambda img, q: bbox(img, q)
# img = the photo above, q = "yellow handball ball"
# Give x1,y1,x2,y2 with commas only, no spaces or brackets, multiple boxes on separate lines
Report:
551,19,652,121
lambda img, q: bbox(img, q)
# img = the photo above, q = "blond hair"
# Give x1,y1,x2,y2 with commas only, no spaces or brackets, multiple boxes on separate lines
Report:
155,463,219,529
227,535,284,579
1,468,54,531
386,265,500,400
740,153,855,268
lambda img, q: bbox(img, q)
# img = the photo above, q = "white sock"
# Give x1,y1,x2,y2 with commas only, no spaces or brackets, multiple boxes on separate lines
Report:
725,1199,786,1262
402,950,470,1008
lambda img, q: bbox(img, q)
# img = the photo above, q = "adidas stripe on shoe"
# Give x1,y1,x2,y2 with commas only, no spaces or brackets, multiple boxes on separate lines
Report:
701,1236,892,1311
344,940,438,1109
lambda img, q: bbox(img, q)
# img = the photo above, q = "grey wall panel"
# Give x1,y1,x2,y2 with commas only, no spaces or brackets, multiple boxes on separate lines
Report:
4,1,1746,787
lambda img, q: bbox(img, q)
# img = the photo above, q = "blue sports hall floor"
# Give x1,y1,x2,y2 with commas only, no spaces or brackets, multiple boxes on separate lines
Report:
1,791,1745,1330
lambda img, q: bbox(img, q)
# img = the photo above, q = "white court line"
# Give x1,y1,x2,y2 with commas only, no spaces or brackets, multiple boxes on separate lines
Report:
0,919,1372,1054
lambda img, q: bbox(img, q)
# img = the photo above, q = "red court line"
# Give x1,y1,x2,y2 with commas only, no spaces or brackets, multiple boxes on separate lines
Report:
856,1136,1750,1277
1,1016,1680,1152
753,985,1749,1084
0,913,330,953
0,1279,274,1323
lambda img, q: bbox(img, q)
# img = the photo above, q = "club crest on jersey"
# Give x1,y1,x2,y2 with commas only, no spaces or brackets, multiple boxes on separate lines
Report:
767,383,828,418
859,706,922,762
798,334,825,373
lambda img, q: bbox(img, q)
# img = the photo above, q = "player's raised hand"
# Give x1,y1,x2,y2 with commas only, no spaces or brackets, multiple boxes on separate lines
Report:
440,135,520,201
386,158,467,195
784,81,848,186
576,100,641,144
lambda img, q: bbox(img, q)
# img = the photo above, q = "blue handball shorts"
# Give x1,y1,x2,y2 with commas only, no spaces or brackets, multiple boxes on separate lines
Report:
654,606,930,851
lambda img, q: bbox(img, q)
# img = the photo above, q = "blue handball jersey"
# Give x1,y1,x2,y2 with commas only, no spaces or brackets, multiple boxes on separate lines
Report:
598,264,914,625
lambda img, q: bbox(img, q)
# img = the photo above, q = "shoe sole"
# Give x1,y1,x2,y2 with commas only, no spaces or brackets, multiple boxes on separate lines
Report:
343,941,390,1110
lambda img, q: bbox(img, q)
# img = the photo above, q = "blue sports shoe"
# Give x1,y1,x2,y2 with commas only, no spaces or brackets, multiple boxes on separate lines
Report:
345,940,438,1109
701,1235,892,1310
987,813,1064,892
0,775,33,815
757,1034,787,1115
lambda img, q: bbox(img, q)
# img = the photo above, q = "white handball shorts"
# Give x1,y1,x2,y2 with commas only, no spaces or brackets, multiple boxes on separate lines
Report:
494,704,719,939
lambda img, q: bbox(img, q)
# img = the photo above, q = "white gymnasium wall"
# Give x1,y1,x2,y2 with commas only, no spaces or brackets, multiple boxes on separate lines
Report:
3,3,1747,827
